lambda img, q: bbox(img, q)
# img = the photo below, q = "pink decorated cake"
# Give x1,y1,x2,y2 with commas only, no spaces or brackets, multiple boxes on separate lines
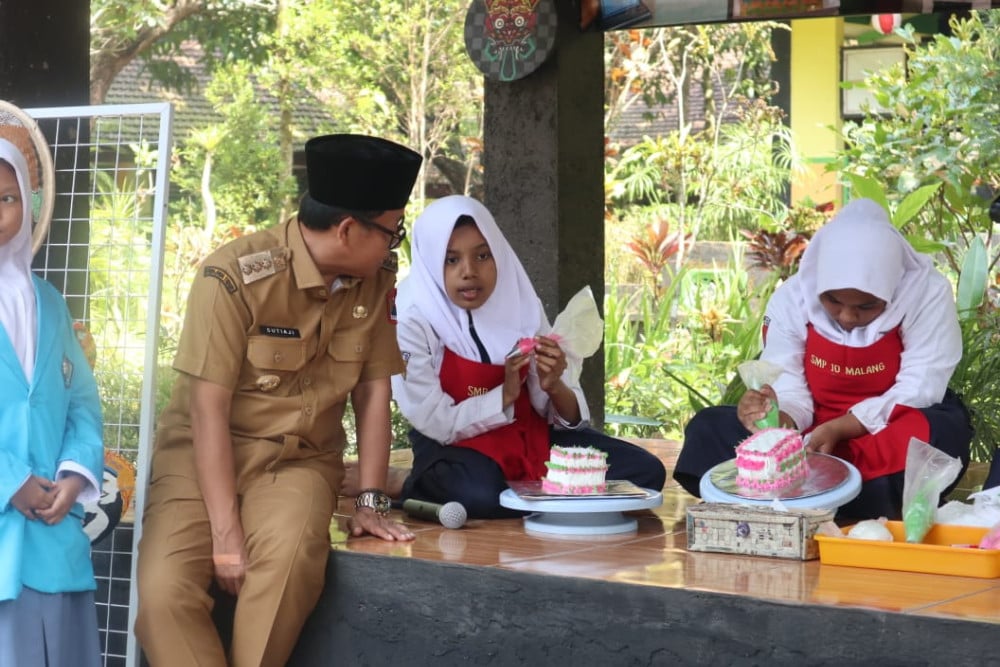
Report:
735,427,808,492
542,445,609,494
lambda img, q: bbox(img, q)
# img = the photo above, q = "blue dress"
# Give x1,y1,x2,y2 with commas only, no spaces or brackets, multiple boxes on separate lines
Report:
0,276,103,601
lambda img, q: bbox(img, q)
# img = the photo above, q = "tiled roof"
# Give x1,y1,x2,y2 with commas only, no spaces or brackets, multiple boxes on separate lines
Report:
104,41,335,149
608,74,745,146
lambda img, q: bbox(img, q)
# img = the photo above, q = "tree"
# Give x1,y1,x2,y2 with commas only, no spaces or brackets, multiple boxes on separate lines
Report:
834,9,1000,278
605,22,798,269
604,22,782,138
90,0,276,105
318,0,483,206
91,0,484,206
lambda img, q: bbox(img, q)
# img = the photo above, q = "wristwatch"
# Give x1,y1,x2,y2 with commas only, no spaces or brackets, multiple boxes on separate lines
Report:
355,488,391,517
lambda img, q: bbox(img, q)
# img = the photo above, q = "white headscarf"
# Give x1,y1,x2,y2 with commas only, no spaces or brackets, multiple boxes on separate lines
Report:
796,197,935,346
0,138,36,379
396,195,541,362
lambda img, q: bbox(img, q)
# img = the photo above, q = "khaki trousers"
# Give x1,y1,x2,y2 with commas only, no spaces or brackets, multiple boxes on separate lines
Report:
135,439,339,667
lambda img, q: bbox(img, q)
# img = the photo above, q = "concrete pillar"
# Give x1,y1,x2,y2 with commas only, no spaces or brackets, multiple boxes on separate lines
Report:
483,0,607,422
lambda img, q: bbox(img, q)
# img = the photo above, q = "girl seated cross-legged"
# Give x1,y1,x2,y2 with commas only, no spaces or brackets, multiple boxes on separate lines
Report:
390,195,665,519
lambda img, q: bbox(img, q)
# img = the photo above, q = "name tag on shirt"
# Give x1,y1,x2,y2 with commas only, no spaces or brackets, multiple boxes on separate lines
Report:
260,325,300,338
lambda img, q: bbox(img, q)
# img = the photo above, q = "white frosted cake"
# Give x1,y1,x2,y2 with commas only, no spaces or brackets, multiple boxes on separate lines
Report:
734,427,808,492
542,445,609,494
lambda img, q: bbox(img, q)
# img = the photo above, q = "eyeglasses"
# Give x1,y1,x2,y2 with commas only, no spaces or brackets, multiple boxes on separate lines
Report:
355,215,406,250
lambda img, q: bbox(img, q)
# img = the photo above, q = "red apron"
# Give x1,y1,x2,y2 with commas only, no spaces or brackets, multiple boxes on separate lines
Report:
440,347,550,481
803,324,929,481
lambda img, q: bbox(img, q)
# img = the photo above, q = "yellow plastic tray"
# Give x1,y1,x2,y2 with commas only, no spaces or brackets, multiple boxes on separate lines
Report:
815,521,1000,578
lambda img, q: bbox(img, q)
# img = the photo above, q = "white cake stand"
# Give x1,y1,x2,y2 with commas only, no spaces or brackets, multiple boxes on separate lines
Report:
499,484,663,536
699,453,861,510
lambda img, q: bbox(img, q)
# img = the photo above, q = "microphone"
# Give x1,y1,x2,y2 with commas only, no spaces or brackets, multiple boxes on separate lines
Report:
402,498,467,529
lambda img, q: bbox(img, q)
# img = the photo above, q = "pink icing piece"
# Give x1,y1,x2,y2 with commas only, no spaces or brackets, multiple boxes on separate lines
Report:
514,334,565,357
517,337,537,355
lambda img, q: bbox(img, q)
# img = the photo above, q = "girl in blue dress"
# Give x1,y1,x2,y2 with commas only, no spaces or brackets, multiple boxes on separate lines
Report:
0,131,104,667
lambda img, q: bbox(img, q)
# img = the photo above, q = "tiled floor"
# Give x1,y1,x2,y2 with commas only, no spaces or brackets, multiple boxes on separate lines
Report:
332,441,1000,626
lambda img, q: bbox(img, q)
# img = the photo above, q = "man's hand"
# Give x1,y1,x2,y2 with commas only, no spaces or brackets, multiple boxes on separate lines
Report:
211,522,248,596
350,377,412,541
348,507,415,542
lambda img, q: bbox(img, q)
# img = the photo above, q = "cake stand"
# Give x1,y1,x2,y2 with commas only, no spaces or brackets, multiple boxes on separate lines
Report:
699,452,861,510
499,481,663,536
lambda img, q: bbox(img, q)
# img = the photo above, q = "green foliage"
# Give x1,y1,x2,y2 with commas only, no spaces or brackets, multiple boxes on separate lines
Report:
957,236,988,318
833,10,1000,275
159,61,299,355
85,150,161,456
605,22,799,258
602,21,797,440
608,97,798,250
949,310,1000,462
604,251,780,440
91,0,276,98
320,0,483,200
199,62,298,227
605,22,786,133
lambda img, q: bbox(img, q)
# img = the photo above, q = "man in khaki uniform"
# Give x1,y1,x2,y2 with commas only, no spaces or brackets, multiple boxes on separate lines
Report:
135,134,421,667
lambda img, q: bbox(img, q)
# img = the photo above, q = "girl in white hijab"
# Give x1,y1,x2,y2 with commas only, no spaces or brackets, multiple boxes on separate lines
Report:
392,195,665,518
0,134,104,667
674,198,971,519
0,136,37,380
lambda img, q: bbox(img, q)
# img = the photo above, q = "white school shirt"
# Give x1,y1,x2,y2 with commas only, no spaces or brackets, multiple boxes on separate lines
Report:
762,268,960,434
392,300,589,445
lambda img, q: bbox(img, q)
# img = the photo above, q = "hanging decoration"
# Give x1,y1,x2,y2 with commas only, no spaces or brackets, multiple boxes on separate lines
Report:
464,0,557,82
871,13,902,35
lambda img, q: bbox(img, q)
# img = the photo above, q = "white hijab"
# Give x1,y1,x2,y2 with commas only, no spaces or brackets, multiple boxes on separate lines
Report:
0,138,36,379
396,195,541,362
796,197,935,346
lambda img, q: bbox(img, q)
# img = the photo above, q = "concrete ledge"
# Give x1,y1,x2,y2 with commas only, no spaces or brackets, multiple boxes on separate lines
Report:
290,550,997,666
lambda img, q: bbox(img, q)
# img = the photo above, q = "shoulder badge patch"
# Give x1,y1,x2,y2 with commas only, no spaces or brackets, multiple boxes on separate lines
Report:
238,247,290,285
204,266,238,293
62,354,74,388
386,287,398,324
381,251,399,274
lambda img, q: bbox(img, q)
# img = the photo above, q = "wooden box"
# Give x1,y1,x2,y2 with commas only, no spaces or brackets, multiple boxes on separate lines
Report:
686,503,835,560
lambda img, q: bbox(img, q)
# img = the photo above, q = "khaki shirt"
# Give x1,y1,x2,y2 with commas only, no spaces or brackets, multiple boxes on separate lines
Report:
151,217,404,482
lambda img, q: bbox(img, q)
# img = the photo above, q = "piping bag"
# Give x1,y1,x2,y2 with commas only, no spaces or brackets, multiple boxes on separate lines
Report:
902,436,962,543
737,360,784,429
507,286,604,385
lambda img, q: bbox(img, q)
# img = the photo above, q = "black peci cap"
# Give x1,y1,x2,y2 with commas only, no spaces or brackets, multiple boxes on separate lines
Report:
305,134,422,210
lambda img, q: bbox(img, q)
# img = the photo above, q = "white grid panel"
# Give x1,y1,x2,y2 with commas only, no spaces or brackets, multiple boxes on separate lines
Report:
26,103,172,667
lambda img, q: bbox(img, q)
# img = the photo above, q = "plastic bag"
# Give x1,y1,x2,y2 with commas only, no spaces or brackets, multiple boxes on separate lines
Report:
737,360,783,428
902,437,963,543
512,285,604,384
936,485,1000,528
847,518,894,542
